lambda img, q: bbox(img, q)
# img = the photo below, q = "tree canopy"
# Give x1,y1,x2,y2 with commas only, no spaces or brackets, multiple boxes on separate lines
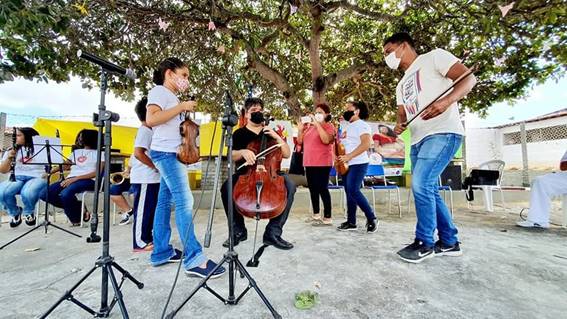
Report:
0,0,565,120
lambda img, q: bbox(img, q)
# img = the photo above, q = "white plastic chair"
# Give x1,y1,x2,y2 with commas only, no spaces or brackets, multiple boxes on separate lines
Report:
79,177,104,227
467,160,506,211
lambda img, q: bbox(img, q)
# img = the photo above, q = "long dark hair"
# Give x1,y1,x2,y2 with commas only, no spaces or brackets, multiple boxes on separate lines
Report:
152,57,187,85
16,127,39,157
378,124,397,138
73,129,98,151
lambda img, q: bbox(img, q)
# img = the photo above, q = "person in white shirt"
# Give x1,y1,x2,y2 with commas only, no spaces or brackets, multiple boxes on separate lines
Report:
40,129,101,226
384,32,477,263
336,101,378,233
0,127,46,227
127,96,161,251
517,150,567,228
145,57,225,278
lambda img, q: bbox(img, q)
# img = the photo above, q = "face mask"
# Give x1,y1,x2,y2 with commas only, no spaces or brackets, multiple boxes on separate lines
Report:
173,74,189,92
385,46,402,70
250,111,265,124
314,113,325,122
343,110,355,122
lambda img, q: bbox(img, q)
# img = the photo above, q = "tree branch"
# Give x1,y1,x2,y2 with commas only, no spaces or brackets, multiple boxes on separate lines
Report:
324,0,395,21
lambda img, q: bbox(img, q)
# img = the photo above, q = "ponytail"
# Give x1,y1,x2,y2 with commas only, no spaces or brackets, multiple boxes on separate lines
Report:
152,57,187,85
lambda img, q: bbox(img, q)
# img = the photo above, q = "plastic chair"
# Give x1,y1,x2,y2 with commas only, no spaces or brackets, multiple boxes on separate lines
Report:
365,164,402,218
79,177,104,227
328,167,347,214
468,160,506,211
407,177,454,217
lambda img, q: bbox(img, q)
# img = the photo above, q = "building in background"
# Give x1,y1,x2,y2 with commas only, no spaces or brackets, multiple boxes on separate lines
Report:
466,108,567,185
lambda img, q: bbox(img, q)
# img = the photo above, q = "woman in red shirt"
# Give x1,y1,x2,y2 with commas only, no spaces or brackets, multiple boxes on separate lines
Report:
297,103,336,226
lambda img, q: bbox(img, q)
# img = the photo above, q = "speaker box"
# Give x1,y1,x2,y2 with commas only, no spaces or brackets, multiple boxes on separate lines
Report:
441,165,462,190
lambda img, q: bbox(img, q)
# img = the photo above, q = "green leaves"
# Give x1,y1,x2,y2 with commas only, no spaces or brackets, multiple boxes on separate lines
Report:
0,0,565,120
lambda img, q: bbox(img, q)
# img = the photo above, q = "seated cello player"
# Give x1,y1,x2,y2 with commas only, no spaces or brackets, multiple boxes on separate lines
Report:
221,97,296,250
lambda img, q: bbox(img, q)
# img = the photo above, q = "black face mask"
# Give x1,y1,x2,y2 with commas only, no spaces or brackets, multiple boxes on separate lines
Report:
343,110,355,122
250,111,265,124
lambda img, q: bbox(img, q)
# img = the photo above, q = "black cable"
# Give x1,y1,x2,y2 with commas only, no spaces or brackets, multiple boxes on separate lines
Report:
160,119,219,319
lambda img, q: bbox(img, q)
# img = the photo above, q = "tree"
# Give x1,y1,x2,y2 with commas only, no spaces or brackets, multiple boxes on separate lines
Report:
1,0,565,120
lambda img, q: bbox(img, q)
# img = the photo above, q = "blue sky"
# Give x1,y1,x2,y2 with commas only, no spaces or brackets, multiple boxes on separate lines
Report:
1,76,565,129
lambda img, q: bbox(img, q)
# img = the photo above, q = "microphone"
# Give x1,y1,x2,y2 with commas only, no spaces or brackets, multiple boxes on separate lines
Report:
77,50,137,80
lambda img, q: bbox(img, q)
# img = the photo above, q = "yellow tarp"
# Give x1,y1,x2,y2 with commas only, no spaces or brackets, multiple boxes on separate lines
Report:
199,121,240,157
33,118,138,156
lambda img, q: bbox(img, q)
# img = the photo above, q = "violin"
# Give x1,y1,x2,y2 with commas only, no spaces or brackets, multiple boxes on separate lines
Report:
9,127,17,182
233,121,287,220
177,96,200,165
334,124,348,175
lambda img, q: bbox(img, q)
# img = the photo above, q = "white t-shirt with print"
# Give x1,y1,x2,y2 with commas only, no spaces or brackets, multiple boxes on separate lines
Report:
1,148,45,178
342,119,371,165
68,149,98,178
129,126,160,184
396,48,465,145
147,85,182,153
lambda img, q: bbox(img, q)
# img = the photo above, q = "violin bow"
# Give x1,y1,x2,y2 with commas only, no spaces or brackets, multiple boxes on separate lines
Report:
235,143,285,171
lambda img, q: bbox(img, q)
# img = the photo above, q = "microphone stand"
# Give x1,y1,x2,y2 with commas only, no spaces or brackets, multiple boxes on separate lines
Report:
165,91,281,319
40,68,143,318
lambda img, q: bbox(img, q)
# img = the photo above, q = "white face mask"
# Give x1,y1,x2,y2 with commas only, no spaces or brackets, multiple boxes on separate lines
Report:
314,113,325,122
385,46,402,70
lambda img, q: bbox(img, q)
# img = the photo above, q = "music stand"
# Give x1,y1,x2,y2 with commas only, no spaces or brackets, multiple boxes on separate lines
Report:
0,137,81,250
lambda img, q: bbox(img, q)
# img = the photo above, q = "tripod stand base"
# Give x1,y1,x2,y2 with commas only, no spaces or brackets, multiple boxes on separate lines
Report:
166,250,281,319
0,220,81,250
40,256,143,318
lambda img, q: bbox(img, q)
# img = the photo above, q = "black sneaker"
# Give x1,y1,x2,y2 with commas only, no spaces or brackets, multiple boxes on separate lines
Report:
167,249,183,263
10,214,22,228
366,219,378,233
337,222,357,231
434,240,462,257
119,210,133,226
24,214,36,226
397,240,435,263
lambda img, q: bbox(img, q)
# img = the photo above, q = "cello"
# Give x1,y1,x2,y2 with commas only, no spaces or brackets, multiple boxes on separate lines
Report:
233,119,287,220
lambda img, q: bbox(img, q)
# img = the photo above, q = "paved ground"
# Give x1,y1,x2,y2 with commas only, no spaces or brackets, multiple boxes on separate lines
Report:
0,191,566,319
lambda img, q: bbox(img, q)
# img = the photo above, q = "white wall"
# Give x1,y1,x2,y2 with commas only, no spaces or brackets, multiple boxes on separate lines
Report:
465,127,502,167
499,116,567,170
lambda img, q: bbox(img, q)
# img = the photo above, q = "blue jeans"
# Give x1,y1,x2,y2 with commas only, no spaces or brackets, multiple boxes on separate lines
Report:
149,150,206,270
342,163,376,225
41,179,95,224
0,175,46,217
411,133,462,247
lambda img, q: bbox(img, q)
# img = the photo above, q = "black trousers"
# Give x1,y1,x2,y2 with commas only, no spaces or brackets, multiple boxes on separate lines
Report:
221,173,296,239
305,166,332,218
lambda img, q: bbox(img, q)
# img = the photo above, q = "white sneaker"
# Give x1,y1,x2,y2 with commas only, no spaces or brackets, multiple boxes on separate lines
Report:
516,220,549,229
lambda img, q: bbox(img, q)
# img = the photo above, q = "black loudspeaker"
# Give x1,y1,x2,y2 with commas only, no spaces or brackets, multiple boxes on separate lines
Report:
441,164,462,190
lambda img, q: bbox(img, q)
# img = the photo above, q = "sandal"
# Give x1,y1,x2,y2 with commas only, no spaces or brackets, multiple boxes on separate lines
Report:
304,214,322,223
83,210,91,223
312,219,333,227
